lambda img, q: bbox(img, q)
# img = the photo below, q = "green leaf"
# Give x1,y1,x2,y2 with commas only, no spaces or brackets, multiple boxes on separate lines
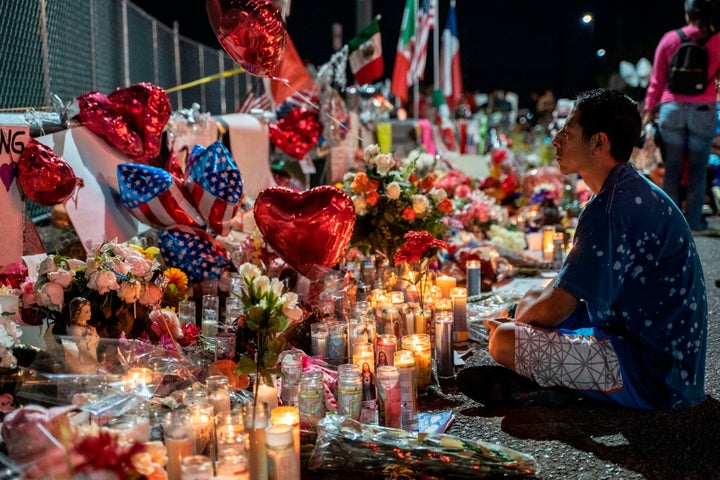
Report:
235,356,257,375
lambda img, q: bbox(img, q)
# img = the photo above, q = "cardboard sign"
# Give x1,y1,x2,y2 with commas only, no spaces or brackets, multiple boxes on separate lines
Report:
0,126,28,267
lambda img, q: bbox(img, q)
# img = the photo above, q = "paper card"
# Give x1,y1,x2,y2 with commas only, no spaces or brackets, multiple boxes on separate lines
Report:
0,126,28,267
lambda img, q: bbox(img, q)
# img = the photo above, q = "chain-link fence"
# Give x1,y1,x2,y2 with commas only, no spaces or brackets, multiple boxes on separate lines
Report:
0,0,249,114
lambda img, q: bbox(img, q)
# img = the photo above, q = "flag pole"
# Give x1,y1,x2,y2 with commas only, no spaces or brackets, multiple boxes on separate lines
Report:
413,0,420,119
433,0,439,92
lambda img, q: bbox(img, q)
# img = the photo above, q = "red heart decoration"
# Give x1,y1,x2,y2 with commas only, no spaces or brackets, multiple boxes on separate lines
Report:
268,107,322,160
206,0,287,77
17,139,84,206
76,83,171,164
254,186,355,278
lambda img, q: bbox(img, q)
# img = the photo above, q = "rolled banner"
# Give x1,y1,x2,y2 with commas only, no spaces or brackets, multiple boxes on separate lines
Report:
159,225,229,281
186,142,244,236
118,163,205,229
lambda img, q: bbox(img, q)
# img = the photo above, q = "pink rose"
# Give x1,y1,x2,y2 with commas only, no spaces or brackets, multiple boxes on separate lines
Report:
86,270,119,294
125,255,154,278
118,281,142,304
46,270,73,288
37,282,65,311
454,184,471,199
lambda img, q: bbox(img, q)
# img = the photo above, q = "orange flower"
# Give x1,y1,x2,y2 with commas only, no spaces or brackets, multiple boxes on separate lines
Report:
350,172,380,193
438,197,454,214
402,206,416,221
365,190,380,207
164,267,188,294
419,173,436,191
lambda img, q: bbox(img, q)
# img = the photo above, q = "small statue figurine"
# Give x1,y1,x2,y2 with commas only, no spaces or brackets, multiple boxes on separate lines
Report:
63,297,100,373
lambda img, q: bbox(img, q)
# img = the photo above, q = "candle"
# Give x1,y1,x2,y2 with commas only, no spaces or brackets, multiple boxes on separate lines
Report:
565,228,576,253
376,366,401,428
181,455,214,480
405,284,419,303
352,342,375,371
393,350,418,432
327,322,347,365
401,334,432,391
125,367,152,389
401,303,418,336
542,226,556,262
451,287,468,344
375,333,397,368
553,232,565,269
434,312,455,378
256,376,278,412
270,406,300,461
389,291,405,304
381,306,401,337
526,231,542,252
188,403,215,459
215,412,245,459
435,275,456,299
465,260,481,297
164,411,193,480
243,402,269,480
207,375,231,415
311,322,329,359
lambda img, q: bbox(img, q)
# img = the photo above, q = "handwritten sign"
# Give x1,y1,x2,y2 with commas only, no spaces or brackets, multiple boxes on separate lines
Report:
0,126,28,268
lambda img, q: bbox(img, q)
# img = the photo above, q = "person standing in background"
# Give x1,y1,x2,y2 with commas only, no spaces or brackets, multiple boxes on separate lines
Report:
643,0,720,234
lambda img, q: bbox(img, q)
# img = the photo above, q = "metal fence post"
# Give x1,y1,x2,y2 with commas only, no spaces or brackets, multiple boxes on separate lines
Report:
199,45,206,111
38,0,51,106
121,0,130,87
218,51,226,115
173,21,182,109
90,0,97,90
152,19,159,86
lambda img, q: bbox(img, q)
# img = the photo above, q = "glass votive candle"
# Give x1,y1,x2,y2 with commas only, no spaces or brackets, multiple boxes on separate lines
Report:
466,260,481,297
375,333,397,368
188,403,215,459
215,411,245,458
393,350,418,432
310,322,329,359
181,455,214,480
401,334,432,391
435,275,456,299
270,405,300,460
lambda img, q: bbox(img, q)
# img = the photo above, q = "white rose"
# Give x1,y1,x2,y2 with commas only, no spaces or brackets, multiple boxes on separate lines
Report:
364,144,381,164
430,188,447,202
412,194,430,215
269,278,284,298
281,292,302,322
253,275,270,297
375,154,395,176
239,263,261,282
343,172,355,183
386,182,401,200
352,195,367,213
418,152,435,170
87,270,119,294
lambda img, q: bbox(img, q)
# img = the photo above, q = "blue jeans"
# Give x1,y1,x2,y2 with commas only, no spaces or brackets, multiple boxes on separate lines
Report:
658,102,717,231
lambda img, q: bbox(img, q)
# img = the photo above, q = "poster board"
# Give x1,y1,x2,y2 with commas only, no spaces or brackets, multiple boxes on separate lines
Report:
0,126,28,266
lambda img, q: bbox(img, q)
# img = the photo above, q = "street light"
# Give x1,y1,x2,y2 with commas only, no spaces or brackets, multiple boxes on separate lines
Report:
581,13,593,24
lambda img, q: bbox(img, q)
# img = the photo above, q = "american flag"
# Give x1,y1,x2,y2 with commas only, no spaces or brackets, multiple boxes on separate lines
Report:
238,78,271,113
117,163,205,230
410,0,436,82
186,141,244,237
159,225,229,281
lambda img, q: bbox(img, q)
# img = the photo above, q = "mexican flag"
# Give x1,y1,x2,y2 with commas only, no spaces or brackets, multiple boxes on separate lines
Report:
348,18,384,86
391,0,416,105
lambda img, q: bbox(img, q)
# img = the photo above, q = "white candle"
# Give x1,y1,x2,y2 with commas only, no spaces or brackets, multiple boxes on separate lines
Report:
393,350,417,432
256,377,278,412
188,403,215,459
401,334,432,391
270,406,301,460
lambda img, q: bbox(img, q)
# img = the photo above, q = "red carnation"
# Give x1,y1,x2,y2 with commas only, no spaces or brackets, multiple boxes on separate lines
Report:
393,231,449,266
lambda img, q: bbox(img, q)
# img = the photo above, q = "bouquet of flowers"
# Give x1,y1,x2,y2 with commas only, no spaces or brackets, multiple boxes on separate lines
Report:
233,262,303,388
21,239,168,338
393,231,448,308
342,145,452,262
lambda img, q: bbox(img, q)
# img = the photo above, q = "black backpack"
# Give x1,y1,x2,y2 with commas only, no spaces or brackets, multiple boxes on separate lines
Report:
667,29,716,95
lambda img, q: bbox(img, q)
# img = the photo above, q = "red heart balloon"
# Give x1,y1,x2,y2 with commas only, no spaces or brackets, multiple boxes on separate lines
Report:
76,83,171,164
17,139,84,206
268,107,322,160
206,0,287,77
254,186,355,278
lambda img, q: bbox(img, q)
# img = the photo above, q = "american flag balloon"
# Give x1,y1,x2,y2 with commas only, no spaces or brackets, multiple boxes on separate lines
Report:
186,142,243,236
118,163,205,229
158,225,229,280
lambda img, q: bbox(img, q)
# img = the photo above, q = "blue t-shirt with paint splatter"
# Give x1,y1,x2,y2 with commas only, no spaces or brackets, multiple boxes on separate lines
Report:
555,164,707,409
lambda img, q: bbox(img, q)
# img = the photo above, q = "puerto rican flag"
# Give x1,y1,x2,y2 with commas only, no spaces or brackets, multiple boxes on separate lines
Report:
158,225,229,281
118,163,204,230
186,141,244,236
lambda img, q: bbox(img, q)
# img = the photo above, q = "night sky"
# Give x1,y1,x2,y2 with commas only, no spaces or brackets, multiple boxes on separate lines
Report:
133,0,717,108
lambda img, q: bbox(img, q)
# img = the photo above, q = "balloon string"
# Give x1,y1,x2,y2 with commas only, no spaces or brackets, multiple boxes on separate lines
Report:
270,76,366,147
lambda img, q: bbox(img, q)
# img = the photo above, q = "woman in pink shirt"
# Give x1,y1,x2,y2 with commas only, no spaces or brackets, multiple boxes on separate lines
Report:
643,0,720,233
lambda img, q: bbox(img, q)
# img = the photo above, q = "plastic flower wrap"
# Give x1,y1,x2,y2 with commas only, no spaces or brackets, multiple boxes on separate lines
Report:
342,144,451,262
308,415,537,478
